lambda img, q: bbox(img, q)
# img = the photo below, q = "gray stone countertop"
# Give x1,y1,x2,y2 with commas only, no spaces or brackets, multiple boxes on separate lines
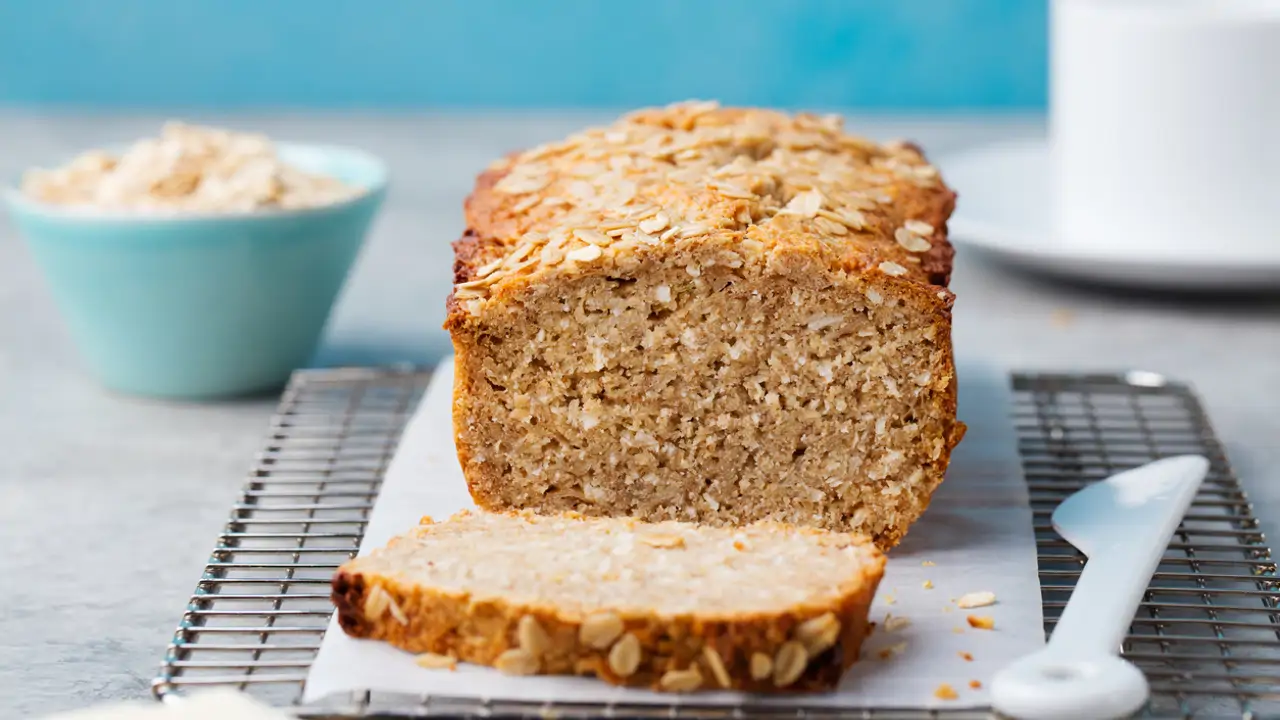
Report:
1,113,1277,717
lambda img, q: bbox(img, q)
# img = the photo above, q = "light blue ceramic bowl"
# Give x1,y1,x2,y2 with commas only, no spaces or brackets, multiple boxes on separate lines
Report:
4,144,387,399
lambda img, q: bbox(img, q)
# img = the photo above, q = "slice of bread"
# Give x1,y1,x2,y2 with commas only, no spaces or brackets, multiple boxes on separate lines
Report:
332,510,885,692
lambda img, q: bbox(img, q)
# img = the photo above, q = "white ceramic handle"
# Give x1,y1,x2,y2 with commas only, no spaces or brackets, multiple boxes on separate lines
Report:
992,456,1209,720
988,559,1151,720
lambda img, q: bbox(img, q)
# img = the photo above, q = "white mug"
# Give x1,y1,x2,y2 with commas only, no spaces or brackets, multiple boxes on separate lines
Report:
1051,0,1280,261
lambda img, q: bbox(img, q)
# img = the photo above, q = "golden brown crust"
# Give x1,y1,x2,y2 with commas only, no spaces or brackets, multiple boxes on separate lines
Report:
445,101,958,327
332,512,885,693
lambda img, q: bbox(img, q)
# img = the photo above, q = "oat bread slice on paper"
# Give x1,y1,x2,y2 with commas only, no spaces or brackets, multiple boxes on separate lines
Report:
332,510,885,692
445,101,965,549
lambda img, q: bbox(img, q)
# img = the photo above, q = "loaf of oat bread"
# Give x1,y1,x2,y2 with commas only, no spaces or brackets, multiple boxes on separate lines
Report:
332,510,885,692
445,101,965,549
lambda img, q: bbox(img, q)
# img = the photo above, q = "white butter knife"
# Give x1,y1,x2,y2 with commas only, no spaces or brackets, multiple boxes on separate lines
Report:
991,455,1210,720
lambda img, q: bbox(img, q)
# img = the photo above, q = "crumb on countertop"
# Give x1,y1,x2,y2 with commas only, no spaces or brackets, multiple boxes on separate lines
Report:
934,683,959,700
959,651,974,661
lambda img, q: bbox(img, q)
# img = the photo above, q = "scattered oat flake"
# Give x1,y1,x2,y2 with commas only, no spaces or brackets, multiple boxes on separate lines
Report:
967,615,995,630
883,614,911,632
511,194,540,213
841,209,867,229
894,227,932,252
969,680,982,690
639,212,670,234
883,594,897,605
714,182,756,200
566,244,604,263
878,261,908,276
572,228,611,246
934,683,959,701
496,174,550,195
785,189,823,218
959,651,973,662
956,591,997,609
385,596,408,625
474,259,503,278
678,223,709,238
566,180,596,200
904,219,934,235
922,561,935,567
922,580,934,590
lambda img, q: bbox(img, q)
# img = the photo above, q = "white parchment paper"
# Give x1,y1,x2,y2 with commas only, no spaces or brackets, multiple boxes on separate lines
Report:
303,357,1043,710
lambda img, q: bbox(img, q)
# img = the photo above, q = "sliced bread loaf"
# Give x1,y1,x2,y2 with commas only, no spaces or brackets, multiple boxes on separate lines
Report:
332,510,886,692
446,102,965,549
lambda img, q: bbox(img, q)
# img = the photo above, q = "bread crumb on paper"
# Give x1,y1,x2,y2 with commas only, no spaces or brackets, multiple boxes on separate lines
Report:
959,651,973,661
877,641,908,660
966,615,995,630
922,579,933,589
934,683,959,700
969,679,983,690
883,613,911,632
956,591,997,609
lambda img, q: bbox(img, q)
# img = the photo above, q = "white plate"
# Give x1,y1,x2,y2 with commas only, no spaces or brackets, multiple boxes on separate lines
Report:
939,139,1280,290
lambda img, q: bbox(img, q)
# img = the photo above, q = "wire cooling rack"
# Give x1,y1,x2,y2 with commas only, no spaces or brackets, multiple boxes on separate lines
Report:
152,367,1280,718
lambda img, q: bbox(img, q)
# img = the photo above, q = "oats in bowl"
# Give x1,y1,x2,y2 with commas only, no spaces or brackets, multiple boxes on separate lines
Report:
5,131,387,399
21,122,364,213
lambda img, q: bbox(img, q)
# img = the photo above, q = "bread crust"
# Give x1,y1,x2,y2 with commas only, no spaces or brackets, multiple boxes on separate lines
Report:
444,104,958,328
332,511,885,693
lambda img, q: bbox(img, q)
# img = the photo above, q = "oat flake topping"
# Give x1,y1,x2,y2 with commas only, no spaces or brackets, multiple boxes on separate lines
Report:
454,101,947,310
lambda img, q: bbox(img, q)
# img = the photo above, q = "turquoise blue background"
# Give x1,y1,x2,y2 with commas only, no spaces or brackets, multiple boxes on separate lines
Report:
0,0,1047,111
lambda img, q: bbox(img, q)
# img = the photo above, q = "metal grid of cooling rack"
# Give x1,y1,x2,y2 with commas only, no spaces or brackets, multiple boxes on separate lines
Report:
152,367,1280,718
